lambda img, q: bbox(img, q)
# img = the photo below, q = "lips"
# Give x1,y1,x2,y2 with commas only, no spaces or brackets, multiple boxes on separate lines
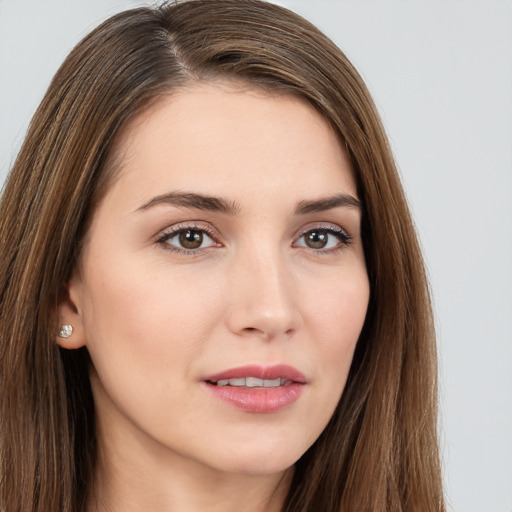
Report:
202,364,306,413
204,364,307,384
215,377,290,388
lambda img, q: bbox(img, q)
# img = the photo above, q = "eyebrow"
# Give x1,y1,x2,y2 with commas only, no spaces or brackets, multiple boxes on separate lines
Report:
136,192,241,215
294,193,362,214
136,191,362,215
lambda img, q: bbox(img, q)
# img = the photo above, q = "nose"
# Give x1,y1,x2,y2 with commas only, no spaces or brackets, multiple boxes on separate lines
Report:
225,246,302,341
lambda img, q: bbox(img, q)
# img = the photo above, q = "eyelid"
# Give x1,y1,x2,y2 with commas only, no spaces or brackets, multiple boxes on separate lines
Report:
156,221,218,239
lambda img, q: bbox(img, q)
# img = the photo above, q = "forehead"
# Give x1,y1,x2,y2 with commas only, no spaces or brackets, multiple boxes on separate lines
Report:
103,81,356,211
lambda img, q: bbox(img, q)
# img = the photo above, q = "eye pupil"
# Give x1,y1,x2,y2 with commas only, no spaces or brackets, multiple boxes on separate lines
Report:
305,230,328,249
179,229,203,249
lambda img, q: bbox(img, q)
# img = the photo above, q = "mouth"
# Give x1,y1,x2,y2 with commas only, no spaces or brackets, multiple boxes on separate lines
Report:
203,363,307,384
208,377,293,388
202,364,306,413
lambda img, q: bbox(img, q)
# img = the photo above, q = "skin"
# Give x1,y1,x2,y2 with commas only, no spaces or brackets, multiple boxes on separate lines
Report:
57,82,370,512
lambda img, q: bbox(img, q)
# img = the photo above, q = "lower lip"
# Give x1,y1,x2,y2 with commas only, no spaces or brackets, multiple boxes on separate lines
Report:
202,382,304,413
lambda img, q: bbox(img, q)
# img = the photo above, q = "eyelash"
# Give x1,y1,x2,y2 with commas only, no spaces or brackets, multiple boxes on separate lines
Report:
155,223,352,256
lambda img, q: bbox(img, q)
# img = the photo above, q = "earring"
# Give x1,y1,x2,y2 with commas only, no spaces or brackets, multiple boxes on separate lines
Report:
58,324,73,339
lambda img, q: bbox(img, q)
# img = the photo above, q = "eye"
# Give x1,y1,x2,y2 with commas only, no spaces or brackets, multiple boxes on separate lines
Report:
295,226,351,251
158,226,219,253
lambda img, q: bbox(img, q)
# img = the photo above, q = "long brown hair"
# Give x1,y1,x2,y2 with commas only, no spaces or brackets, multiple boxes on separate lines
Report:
0,1,444,511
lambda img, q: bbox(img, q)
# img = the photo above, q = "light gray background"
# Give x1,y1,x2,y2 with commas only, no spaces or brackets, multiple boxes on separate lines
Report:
1,1,511,511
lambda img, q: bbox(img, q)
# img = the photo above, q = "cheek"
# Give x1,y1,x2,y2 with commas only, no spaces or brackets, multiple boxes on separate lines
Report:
80,256,222,378
306,269,369,344
79,259,226,436
302,270,369,396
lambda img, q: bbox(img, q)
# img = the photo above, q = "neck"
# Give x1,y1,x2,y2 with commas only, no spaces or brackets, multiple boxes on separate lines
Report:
88,454,293,512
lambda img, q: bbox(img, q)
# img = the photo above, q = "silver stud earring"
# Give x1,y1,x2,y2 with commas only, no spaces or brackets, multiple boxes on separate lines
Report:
58,324,73,339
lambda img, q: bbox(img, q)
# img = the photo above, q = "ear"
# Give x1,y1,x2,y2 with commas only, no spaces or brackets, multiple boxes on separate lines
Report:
56,271,87,350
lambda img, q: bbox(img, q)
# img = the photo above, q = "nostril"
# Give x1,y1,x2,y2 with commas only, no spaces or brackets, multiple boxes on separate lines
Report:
242,327,261,335
238,325,296,341
240,326,271,340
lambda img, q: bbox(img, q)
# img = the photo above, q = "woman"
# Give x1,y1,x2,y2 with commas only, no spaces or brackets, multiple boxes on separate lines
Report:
0,1,445,511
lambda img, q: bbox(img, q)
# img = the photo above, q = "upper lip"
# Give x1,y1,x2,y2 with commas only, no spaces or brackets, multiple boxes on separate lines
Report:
203,364,307,384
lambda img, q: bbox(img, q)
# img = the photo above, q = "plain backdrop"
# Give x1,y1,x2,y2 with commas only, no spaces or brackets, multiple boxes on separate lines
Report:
1,1,511,511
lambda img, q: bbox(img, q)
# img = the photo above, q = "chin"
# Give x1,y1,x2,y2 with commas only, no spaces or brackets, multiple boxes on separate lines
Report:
202,439,306,476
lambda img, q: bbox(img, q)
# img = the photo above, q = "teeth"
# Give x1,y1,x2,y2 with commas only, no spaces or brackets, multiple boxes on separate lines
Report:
228,378,246,387
214,377,288,387
246,377,263,387
264,378,282,387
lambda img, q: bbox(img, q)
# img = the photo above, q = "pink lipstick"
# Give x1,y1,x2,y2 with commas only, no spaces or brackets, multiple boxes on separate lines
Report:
202,364,306,413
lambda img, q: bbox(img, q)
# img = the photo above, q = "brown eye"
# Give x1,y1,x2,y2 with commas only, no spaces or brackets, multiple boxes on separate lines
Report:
179,229,203,249
160,227,218,253
295,226,351,251
304,230,329,249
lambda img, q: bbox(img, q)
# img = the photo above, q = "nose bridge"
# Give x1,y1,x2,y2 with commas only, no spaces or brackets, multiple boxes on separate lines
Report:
226,238,300,339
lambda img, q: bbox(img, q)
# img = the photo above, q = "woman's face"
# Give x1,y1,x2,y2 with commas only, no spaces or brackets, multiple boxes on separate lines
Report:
60,82,369,476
